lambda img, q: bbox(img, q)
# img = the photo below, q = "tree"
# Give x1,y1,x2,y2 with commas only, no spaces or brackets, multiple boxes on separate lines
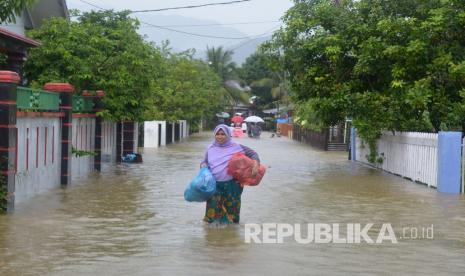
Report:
146,51,224,126
24,10,223,126
206,46,236,81
24,10,162,122
0,0,35,23
206,46,250,107
239,52,275,84
239,51,289,110
267,0,465,161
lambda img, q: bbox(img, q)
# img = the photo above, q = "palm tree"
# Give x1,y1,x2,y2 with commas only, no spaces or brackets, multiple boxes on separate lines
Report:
206,46,250,108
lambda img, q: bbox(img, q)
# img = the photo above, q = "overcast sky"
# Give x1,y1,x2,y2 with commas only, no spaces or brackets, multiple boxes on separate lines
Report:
66,0,294,63
67,0,292,34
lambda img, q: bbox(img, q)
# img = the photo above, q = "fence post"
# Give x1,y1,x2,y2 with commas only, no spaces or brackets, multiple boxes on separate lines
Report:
44,83,74,185
350,128,356,161
93,90,105,171
437,131,462,193
122,121,135,156
0,71,20,212
116,122,122,163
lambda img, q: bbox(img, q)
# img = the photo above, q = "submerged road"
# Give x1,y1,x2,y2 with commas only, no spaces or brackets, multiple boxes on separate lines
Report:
1,131,465,275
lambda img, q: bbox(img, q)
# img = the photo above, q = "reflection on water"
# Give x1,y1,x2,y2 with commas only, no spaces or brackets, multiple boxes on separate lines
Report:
1,132,465,275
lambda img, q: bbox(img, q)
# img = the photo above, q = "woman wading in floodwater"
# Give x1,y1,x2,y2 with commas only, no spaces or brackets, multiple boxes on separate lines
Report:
200,124,260,224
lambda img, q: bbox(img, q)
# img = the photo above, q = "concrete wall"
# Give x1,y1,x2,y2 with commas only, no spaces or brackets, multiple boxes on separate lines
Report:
71,117,95,180
143,121,167,148
15,117,61,203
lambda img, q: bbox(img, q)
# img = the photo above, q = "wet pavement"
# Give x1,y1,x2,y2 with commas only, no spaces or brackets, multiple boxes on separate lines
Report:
1,131,465,275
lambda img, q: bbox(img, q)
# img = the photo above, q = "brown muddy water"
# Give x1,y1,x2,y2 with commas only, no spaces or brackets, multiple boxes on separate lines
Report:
1,132,465,275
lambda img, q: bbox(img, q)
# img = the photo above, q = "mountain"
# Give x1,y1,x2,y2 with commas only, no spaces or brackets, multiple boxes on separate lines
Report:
136,14,247,56
227,36,272,66
135,14,270,65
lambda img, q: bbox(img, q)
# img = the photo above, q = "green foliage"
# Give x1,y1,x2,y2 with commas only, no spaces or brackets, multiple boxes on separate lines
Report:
71,147,97,157
24,10,161,122
206,46,237,81
267,0,465,162
239,50,290,110
0,53,7,65
24,10,222,125
206,46,250,107
146,52,224,123
239,53,275,84
0,0,35,23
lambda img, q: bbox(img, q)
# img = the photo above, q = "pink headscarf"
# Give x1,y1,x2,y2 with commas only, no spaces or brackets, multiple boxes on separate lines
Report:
205,124,243,181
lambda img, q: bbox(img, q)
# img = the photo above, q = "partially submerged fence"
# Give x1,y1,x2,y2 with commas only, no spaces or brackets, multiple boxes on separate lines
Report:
143,120,189,148
354,131,438,187
293,124,349,151
351,129,463,193
0,71,140,210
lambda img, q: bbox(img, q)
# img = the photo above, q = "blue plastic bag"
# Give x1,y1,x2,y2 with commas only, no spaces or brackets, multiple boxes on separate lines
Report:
184,167,216,202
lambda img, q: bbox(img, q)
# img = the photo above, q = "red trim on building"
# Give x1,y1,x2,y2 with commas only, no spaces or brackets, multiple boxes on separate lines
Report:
43,83,74,93
0,70,20,83
1,170,15,175
44,127,48,165
0,28,40,47
0,100,16,105
73,122,77,149
26,128,29,170
52,126,55,164
61,140,71,143
36,127,39,168
15,128,18,171
72,113,96,118
17,111,65,118
96,90,105,97
0,147,15,151
0,124,15,128
80,125,83,150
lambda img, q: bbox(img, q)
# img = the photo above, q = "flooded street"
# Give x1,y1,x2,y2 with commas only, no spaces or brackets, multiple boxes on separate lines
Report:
1,132,465,275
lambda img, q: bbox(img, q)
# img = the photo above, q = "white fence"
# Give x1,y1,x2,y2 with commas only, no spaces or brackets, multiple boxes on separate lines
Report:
71,117,95,179
101,120,117,162
15,117,61,203
356,131,438,187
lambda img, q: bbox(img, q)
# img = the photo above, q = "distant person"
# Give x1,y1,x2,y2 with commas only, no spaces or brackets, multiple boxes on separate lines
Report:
252,124,262,138
200,124,260,224
241,122,247,134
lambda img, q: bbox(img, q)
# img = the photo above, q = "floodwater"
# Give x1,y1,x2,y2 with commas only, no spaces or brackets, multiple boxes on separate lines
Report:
1,132,465,275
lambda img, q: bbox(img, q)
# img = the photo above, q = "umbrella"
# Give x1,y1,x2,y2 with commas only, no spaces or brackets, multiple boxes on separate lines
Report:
216,112,230,118
244,116,264,123
231,115,244,123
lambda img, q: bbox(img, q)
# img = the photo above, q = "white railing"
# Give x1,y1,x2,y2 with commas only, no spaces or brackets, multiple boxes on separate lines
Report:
356,131,438,187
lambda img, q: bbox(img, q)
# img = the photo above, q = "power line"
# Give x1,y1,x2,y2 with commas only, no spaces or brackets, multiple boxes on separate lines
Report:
139,20,280,28
78,0,105,10
75,0,278,40
229,24,281,51
77,0,252,13
130,0,252,13
139,21,253,40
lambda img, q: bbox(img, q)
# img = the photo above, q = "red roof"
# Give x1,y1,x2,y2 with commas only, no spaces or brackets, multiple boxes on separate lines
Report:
0,27,40,47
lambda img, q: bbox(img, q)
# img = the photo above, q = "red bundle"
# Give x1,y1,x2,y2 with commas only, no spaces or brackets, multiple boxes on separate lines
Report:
227,152,266,187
